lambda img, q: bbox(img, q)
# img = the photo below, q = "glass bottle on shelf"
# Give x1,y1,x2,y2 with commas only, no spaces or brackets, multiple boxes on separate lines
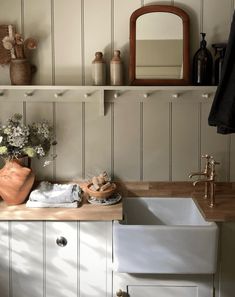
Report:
192,33,213,85
92,52,106,86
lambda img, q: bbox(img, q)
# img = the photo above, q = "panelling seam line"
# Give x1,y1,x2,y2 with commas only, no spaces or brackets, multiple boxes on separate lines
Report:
21,0,24,35
140,102,143,181
53,102,56,180
81,0,85,85
111,0,114,54
77,222,80,297
51,0,55,85
9,222,12,297
43,222,46,297
198,103,202,171
200,0,204,32
82,102,85,179
169,102,172,181
111,103,114,179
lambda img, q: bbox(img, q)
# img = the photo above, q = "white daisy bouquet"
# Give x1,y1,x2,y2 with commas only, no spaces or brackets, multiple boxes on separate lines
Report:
0,113,56,162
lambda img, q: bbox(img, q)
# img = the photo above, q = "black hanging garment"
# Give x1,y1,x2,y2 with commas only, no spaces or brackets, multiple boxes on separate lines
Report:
208,11,235,134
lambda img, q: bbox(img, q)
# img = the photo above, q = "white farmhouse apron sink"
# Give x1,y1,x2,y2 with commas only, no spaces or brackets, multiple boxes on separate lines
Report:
113,197,218,274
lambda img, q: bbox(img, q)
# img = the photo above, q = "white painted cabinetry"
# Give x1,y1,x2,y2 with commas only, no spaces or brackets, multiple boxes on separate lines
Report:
1,221,235,297
0,221,112,297
113,273,214,297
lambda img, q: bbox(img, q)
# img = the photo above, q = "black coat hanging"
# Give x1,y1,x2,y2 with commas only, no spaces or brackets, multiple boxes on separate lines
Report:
208,10,235,134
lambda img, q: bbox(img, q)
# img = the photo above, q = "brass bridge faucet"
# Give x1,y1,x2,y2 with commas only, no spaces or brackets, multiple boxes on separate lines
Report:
189,156,220,208
189,154,213,199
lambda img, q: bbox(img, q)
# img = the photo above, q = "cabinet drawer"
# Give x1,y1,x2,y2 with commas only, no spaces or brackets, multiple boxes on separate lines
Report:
128,285,197,297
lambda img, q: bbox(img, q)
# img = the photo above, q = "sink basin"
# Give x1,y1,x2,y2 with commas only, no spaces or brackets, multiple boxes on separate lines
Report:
113,197,218,274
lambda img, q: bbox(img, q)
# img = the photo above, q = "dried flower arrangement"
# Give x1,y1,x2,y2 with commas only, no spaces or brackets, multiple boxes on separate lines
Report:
0,114,56,164
2,25,37,59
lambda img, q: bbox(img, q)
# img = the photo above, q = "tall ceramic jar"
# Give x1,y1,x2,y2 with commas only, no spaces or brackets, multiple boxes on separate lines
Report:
110,50,123,86
92,52,106,85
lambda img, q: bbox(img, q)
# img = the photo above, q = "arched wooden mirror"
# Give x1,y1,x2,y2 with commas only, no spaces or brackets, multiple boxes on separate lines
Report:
129,5,190,85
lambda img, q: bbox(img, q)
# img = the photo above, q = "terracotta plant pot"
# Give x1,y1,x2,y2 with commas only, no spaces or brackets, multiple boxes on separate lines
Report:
0,158,35,205
10,59,32,85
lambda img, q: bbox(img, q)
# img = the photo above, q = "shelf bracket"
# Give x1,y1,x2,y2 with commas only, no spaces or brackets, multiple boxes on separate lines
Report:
99,90,105,116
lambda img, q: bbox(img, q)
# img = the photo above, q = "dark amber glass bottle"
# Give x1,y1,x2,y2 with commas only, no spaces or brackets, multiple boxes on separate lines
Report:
192,33,213,85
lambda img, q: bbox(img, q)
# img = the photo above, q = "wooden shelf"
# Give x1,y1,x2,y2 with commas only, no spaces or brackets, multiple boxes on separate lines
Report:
0,85,217,116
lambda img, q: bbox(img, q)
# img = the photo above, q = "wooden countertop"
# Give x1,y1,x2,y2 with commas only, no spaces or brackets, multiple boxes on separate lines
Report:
0,196,123,221
1,181,235,222
193,194,235,222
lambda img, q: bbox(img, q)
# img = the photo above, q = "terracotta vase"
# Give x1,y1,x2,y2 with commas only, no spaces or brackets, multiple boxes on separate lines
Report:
9,59,32,85
0,158,35,205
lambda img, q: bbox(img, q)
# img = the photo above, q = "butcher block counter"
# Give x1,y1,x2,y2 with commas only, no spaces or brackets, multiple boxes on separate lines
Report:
193,192,235,222
0,197,123,220
0,182,123,221
0,182,235,221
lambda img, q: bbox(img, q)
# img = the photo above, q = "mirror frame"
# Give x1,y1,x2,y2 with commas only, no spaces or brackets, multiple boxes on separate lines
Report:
129,5,190,85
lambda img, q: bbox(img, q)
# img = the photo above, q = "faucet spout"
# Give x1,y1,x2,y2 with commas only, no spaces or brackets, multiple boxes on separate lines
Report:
193,179,210,187
189,172,207,179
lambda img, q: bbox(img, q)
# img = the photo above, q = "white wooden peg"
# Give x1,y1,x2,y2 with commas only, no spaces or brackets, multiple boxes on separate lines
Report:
54,92,63,98
84,93,89,99
114,92,119,99
172,93,179,98
24,92,33,97
143,93,149,98
202,93,209,98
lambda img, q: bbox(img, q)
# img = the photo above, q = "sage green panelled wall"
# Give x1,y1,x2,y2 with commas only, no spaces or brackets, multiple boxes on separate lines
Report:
0,0,235,181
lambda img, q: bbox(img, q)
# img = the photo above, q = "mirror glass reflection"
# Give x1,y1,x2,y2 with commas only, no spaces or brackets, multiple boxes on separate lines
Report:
136,12,183,79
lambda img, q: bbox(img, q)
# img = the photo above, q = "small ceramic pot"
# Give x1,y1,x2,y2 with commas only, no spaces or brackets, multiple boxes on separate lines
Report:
0,158,35,205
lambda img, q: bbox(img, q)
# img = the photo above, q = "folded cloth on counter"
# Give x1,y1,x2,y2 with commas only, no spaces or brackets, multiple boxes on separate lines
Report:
208,10,235,134
26,181,82,208
26,201,78,208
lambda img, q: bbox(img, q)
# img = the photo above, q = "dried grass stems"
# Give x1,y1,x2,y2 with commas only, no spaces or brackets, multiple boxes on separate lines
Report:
2,25,37,60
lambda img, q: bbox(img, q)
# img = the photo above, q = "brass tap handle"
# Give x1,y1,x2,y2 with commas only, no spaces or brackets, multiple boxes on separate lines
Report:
210,159,220,168
202,154,213,160
201,154,213,175
207,159,220,181
116,290,123,297
211,160,220,165
210,159,220,172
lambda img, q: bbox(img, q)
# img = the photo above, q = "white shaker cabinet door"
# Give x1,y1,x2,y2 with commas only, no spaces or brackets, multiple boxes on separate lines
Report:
46,221,79,297
0,222,10,297
80,221,113,297
11,222,44,297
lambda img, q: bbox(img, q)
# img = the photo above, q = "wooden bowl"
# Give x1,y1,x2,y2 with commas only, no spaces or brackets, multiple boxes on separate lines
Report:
85,182,116,199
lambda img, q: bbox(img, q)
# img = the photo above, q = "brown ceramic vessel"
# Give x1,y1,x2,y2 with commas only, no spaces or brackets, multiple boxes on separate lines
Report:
0,158,35,205
10,59,32,85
